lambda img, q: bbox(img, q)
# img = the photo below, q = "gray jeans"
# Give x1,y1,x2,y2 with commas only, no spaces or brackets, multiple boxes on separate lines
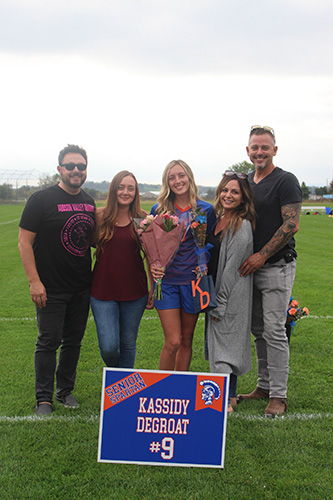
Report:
251,259,296,399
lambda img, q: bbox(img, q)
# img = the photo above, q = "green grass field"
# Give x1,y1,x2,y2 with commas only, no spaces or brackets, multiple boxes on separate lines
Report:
0,203,332,500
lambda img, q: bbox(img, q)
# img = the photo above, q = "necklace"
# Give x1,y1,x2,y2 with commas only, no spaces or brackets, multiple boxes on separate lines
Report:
115,216,131,226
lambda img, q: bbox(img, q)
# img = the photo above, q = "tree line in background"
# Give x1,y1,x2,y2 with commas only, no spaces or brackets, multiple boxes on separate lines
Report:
1,162,332,202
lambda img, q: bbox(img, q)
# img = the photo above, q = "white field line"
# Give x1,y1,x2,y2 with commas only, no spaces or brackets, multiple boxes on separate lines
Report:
0,413,332,424
0,415,100,423
231,412,333,422
0,218,20,225
141,315,333,321
0,315,332,322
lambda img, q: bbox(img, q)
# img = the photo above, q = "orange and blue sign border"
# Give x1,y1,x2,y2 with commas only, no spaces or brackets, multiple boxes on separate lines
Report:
98,368,229,468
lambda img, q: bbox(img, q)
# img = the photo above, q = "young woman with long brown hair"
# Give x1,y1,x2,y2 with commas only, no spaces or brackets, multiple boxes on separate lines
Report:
90,171,154,368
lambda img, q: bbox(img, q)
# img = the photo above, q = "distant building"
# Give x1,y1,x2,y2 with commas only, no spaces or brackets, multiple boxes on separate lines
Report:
140,191,160,199
309,194,322,200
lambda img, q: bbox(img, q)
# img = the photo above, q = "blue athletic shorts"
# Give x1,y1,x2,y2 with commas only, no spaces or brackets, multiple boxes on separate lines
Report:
154,282,196,314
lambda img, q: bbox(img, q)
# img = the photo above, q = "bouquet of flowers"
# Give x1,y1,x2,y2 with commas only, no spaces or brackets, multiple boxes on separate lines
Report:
190,208,212,277
285,297,309,342
135,214,155,236
134,214,185,300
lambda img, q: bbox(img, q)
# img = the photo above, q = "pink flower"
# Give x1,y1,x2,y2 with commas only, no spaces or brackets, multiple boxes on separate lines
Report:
303,307,309,315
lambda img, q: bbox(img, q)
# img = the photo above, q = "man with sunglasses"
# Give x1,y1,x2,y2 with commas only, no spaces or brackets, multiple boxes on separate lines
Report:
238,126,302,417
19,144,95,415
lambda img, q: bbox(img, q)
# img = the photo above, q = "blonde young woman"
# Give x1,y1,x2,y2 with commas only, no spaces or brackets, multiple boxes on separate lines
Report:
90,171,154,368
206,171,256,413
151,160,216,371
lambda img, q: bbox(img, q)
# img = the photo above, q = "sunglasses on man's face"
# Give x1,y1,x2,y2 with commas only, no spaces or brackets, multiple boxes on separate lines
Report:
224,170,248,179
60,163,87,171
250,125,275,137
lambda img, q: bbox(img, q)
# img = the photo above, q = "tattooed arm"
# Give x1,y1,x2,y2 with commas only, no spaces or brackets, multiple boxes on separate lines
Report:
239,202,301,277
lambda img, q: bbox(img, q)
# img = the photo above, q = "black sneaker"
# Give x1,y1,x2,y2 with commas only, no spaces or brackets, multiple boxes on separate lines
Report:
56,393,80,408
35,402,52,416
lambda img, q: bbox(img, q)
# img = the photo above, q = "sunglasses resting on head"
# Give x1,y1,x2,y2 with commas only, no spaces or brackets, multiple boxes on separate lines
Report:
250,125,275,137
224,170,248,179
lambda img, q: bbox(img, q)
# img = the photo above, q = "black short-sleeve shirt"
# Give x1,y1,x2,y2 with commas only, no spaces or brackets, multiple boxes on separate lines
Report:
19,185,95,292
248,167,302,263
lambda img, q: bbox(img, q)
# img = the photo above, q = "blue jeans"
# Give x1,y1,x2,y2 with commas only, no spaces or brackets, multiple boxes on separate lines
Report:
35,289,90,404
90,295,148,368
229,373,237,403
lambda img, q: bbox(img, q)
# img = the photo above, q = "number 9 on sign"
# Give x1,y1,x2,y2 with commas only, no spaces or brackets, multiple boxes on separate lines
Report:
161,438,174,460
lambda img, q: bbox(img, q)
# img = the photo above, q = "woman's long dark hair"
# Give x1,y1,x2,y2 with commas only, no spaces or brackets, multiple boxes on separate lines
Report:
214,174,256,236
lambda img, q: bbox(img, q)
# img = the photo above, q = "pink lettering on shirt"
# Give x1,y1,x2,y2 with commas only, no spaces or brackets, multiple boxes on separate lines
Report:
72,203,84,211
84,204,95,212
58,204,73,212
58,203,95,213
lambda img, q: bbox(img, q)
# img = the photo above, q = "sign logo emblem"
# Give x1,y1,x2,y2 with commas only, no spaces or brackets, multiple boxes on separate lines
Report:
200,380,221,406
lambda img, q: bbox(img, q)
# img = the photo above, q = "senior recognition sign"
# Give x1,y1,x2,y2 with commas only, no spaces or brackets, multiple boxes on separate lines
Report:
98,368,229,468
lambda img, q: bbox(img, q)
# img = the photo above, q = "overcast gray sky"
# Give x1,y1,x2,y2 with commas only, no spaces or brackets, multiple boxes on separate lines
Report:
0,0,332,186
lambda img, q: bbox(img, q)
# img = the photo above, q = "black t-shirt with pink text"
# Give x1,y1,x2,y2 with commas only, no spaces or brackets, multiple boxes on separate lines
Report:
19,185,95,292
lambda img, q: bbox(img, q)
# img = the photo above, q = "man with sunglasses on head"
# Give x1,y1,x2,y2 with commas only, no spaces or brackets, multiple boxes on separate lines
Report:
238,126,302,417
19,144,95,415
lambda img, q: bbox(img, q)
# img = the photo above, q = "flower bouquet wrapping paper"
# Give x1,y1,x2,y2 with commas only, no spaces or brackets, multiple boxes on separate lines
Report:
189,208,217,312
190,208,212,278
134,214,185,300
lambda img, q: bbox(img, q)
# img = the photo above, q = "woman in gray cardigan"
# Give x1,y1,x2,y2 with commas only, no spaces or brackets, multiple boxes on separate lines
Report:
206,171,256,413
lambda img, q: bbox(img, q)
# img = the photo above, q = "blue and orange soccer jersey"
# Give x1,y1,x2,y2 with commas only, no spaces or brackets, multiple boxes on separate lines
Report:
150,199,215,285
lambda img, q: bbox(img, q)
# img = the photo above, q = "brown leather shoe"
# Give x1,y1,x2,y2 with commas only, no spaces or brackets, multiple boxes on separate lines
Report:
237,386,269,402
264,398,287,418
